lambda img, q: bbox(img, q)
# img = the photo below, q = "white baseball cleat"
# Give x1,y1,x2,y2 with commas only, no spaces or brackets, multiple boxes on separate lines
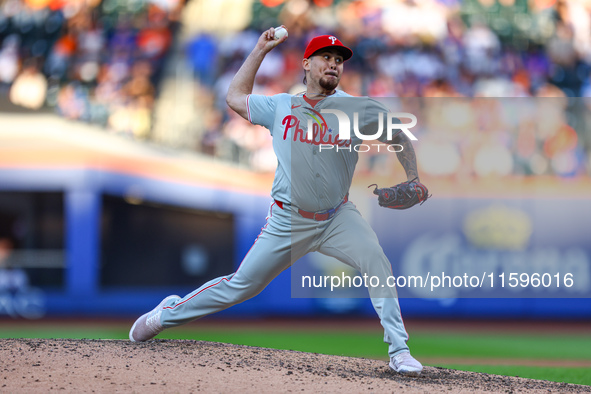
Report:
129,295,181,342
389,351,423,376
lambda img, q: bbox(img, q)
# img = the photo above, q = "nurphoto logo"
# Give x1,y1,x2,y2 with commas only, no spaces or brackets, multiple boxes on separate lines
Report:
316,110,417,152
283,107,418,152
317,110,418,141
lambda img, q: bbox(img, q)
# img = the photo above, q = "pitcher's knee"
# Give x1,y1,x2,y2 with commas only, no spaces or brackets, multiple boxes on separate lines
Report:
224,278,268,305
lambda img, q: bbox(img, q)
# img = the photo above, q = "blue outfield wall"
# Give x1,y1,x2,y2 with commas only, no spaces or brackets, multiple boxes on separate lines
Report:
1,168,590,319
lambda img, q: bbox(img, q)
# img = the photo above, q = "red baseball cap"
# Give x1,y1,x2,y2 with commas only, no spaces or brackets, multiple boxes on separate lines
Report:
304,35,353,61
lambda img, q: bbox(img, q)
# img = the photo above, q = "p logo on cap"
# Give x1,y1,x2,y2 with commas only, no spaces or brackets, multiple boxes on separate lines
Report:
304,35,353,61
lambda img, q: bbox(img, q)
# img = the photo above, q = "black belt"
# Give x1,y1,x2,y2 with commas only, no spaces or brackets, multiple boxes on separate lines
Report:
275,196,348,221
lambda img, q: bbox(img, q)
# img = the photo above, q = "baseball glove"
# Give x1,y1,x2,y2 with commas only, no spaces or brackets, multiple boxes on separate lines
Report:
369,178,430,210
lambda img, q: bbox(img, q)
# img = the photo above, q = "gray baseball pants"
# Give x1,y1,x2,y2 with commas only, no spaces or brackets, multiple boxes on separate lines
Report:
160,201,410,357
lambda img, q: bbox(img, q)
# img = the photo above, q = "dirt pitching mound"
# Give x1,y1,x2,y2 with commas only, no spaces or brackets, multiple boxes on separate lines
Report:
0,338,588,393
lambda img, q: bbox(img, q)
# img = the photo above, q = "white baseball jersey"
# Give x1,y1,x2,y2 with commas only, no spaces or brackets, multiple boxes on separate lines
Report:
247,91,393,212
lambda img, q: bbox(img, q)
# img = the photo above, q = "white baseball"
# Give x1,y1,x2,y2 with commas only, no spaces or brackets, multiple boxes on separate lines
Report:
274,26,288,40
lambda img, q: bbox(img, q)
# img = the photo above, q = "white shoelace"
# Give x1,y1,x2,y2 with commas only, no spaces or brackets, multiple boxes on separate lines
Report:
145,310,162,334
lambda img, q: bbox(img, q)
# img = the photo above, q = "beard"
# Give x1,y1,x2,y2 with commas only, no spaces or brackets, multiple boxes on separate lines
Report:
319,75,339,91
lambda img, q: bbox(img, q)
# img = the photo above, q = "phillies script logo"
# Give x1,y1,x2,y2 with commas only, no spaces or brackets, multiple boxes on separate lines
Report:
282,107,351,147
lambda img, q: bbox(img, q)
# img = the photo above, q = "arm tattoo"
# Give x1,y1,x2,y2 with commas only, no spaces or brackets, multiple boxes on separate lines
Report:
393,134,419,181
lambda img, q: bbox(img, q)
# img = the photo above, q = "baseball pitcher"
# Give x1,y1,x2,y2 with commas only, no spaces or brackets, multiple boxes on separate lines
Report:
130,27,429,376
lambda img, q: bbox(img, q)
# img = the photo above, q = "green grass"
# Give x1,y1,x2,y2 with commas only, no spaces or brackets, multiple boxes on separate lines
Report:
1,323,589,386
161,329,387,357
437,364,591,386
410,333,591,361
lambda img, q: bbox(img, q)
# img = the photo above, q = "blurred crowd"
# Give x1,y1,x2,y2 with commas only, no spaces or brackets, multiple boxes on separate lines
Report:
1,0,591,177
185,0,591,177
0,0,183,138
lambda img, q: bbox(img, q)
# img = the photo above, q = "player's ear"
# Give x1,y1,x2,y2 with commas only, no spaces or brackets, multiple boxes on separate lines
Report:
302,57,311,72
